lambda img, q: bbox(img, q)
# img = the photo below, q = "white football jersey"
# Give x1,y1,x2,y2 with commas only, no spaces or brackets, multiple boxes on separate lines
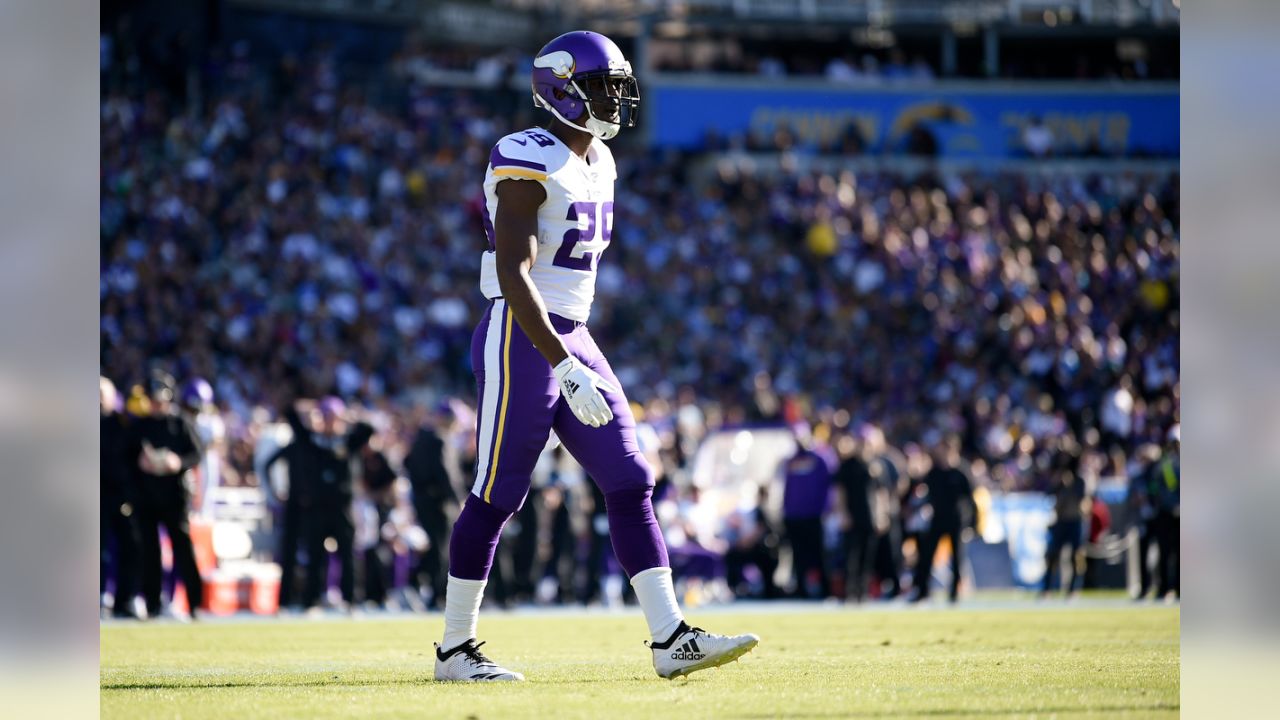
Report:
194,410,225,517
480,128,617,322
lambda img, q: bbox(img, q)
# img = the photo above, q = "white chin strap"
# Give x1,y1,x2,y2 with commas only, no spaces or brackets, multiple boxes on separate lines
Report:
535,93,620,141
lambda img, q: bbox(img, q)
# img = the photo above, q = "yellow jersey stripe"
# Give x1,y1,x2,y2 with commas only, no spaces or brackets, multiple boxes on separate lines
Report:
483,306,514,503
492,167,548,182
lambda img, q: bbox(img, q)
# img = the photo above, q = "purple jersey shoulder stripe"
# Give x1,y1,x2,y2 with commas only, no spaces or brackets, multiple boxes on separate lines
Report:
490,142,546,172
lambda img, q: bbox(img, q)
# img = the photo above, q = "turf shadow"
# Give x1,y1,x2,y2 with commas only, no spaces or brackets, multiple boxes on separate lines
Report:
737,704,1180,718
101,677,431,691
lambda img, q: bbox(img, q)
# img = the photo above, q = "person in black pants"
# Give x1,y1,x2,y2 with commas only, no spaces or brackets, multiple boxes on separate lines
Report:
834,434,877,603
723,485,781,599
1149,433,1179,600
264,403,324,609
870,440,907,599
129,370,205,618
1127,444,1160,599
781,435,835,599
509,484,541,604
300,397,361,611
579,477,611,605
403,401,463,609
539,473,577,603
101,377,142,617
356,426,397,606
1040,466,1091,597
910,435,974,604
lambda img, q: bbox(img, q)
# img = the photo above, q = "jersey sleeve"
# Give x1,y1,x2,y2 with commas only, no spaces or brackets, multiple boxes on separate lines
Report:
488,133,549,183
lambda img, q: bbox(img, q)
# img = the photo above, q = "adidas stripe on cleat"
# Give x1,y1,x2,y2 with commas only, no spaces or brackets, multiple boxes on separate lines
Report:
434,639,525,682
669,638,706,661
648,622,760,679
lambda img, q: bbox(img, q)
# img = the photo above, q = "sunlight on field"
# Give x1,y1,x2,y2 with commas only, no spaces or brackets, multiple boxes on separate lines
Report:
102,603,1178,719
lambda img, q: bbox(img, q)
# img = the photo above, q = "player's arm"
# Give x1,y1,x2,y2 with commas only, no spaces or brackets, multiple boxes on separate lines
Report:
493,178,615,428
493,178,569,366
961,466,979,530
177,416,204,472
831,484,852,531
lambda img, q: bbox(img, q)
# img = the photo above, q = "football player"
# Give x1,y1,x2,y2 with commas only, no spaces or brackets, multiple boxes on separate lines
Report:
434,30,759,682
179,377,224,518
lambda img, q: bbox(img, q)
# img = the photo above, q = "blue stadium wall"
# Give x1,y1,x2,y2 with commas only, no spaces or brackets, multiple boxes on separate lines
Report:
646,77,1179,158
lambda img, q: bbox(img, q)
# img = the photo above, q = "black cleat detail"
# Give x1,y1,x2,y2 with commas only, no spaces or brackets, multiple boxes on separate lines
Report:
436,639,497,668
648,622,694,651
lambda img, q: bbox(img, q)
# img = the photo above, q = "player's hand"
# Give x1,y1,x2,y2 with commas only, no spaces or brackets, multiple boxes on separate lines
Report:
140,445,182,474
553,356,617,428
138,450,156,474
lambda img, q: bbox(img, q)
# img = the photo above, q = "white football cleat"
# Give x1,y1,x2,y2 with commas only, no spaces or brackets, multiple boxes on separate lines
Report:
648,622,760,679
434,639,525,682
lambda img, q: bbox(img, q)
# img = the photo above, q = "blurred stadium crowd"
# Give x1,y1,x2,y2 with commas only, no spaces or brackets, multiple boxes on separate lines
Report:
100,19,1179,617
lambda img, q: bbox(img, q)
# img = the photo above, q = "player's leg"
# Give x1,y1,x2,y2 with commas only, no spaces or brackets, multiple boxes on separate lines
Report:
414,504,448,608
553,330,758,679
550,337,675,633
947,525,963,602
111,500,142,616
790,517,823,598
437,300,554,681
135,492,164,616
301,514,330,609
812,518,830,598
162,485,204,614
334,511,356,606
847,526,872,602
277,503,299,608
511,495,540,599
912,527,940,601
1136,521,1154,599
1066,519,1085,595
880,521,904,598
758,536,782,599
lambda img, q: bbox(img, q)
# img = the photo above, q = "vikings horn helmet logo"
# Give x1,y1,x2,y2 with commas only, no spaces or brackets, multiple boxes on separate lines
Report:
534,50,576,80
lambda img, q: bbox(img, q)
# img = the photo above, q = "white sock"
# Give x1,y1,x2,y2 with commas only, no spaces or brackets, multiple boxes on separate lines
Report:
630,567,684,642
441,575,486,651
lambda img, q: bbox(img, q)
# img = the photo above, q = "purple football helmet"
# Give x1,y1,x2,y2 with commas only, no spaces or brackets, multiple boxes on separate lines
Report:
531,31,639,140
180,377,214,411
434,397,457,420
319,395,347,419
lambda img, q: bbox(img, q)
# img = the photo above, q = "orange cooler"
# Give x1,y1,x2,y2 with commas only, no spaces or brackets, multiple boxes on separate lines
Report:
250,565,282,615
204,571,240,616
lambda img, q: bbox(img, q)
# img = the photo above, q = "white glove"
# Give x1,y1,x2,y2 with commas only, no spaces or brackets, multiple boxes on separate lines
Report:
553,356,618,428
139,441,182,474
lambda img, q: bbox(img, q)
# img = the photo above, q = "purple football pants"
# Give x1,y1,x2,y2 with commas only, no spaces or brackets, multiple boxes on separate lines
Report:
449,299,668,581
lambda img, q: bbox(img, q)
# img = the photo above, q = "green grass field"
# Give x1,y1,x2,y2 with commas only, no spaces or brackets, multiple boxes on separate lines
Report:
101,602,1178,719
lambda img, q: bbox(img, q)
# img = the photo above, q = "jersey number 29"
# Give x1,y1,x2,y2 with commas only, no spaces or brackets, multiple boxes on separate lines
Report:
553,201,613,272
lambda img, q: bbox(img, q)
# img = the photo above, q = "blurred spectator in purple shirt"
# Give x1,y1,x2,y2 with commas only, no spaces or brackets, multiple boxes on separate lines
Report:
782,427,836,598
